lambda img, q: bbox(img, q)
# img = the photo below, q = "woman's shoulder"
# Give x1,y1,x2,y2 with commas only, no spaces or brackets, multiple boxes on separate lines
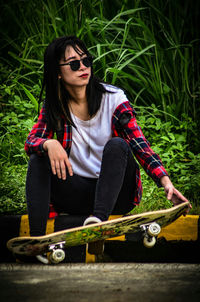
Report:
102,83,128,103
101,83,125,95
100,83,129,113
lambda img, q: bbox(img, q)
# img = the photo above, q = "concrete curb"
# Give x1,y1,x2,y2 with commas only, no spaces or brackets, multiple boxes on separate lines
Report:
0,214,199,263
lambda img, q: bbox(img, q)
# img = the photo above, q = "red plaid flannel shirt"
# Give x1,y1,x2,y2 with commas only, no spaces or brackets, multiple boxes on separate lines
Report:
25,101,168,218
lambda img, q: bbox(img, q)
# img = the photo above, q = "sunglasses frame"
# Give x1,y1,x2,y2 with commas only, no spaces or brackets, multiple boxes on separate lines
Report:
59,56,93,71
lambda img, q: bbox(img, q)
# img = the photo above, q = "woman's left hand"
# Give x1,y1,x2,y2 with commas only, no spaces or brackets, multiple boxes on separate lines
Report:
160,176,192,212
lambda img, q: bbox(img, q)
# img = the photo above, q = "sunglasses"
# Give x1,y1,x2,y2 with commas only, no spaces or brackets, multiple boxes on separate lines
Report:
59,56,93,71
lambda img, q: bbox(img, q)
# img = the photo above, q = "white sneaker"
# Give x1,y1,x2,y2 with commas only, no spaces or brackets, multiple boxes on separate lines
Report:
83,216,102,226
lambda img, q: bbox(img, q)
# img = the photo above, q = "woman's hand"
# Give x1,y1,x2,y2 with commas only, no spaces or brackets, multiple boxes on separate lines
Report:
160,176,192,212
43,139,73,180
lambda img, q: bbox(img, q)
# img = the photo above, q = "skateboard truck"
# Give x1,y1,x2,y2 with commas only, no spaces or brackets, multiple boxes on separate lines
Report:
140,222,161,248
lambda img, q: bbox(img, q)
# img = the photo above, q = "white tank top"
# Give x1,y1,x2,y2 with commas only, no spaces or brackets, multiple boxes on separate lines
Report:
69,84,128,178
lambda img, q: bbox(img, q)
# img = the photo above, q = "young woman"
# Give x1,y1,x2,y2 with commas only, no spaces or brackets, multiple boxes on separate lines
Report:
25,36,190,241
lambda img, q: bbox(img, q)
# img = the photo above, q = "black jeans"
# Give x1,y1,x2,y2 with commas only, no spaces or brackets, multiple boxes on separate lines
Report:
26,137,137,236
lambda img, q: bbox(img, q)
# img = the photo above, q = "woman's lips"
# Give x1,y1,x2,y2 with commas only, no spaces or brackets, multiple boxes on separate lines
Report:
79,73,89,78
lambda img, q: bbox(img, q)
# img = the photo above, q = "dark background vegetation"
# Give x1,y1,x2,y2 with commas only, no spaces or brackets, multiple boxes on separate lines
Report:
0,0,199,214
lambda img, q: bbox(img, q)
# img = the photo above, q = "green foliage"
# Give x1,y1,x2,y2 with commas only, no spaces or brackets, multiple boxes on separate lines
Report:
1,0,199,131
0,0,199,214
131,105,200,214
0,164,27,214
0,84,38,164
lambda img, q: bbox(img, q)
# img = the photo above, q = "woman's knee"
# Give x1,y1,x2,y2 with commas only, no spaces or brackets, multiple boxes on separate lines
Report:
103,137,129,155
29,153,39,164
28,153,51,172
26,154,52,192
29,153,47,163
103,137,137,174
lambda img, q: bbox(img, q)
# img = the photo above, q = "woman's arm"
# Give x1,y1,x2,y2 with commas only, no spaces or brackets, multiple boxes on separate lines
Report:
112,101,192,208
112,101,169,186
25,104,73,179
25,104,54,156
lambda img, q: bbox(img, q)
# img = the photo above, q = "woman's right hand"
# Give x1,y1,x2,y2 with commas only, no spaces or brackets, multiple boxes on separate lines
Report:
43,139,73,180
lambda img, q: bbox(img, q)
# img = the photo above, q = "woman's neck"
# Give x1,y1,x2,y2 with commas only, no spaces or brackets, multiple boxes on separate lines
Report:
66,85,87,105
66,86,90,120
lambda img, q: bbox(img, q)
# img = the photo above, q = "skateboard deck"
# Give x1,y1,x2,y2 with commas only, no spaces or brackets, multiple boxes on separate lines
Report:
7,202,189,262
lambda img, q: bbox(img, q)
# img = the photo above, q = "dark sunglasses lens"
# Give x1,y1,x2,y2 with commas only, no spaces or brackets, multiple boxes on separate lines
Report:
82,57,92,67
70,60,80,71
69,57,92,71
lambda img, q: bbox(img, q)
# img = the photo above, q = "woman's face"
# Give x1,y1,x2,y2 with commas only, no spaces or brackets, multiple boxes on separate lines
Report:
59,45,91,89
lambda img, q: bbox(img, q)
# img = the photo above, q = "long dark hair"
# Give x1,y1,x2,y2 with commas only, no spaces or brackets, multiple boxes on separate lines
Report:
39,35,111,131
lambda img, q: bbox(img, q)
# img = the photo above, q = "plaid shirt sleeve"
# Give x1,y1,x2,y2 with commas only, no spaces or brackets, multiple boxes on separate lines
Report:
112,101,169,187
24,103,54,156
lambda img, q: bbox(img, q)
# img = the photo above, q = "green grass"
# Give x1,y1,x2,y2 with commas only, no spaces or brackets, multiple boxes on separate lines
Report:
1,1,199,127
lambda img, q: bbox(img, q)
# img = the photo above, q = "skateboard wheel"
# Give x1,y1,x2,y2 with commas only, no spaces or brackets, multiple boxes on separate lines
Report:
148,223,161,236
50,249,65,264
143,236,156,248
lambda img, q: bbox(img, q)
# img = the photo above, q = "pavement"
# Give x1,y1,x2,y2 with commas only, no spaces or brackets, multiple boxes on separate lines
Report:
0,263,200,302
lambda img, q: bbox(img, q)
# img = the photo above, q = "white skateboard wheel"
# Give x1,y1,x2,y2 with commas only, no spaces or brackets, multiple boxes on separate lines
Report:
50,249,65,264
148,223,161,236
143,236,156,248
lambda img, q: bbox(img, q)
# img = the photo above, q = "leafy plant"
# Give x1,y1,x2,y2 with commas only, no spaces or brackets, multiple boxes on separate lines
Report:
131,105,200,214
0,84,38,164
0,164,27,214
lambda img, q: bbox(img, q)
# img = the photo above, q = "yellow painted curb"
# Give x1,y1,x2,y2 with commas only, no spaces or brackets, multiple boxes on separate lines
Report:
19,215,55,237
158,215,199,241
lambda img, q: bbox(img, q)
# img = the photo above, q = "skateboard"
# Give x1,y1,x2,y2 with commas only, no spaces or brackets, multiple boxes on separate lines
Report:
7,201,189,264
